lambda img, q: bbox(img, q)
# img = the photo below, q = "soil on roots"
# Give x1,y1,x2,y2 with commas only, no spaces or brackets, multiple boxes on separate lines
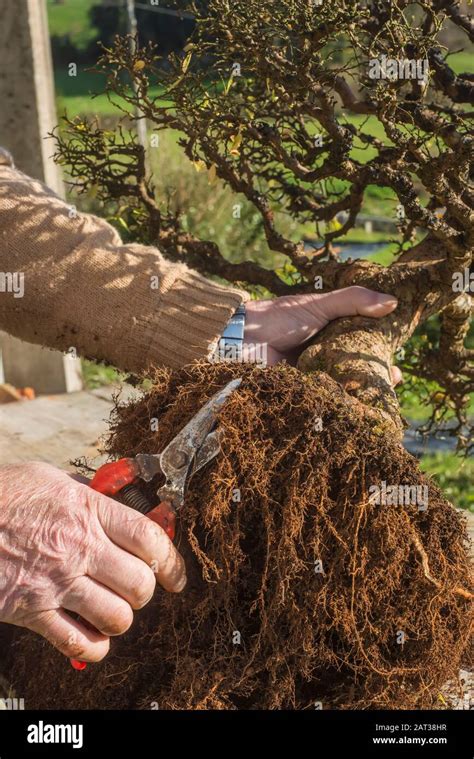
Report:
6,364,473,709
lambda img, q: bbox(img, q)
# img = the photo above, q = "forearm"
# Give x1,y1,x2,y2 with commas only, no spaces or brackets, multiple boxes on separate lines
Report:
0,155,247,373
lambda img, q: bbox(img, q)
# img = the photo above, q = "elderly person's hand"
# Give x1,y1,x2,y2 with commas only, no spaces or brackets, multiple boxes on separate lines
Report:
0,462,186,662
245,286,402,385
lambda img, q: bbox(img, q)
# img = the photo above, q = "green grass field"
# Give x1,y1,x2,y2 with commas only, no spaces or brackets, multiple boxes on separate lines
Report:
420,453,474,512
48,0,97,49
54,66,171,117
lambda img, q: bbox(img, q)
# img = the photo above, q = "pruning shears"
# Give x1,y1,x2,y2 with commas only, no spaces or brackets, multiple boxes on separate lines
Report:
89,377,242,539
70,377,242,671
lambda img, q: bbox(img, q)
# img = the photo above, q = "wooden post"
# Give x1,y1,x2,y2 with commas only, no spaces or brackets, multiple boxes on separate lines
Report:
0,0,82,394
125,0,149,153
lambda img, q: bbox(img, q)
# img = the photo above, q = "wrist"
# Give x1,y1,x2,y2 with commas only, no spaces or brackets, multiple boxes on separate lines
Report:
217,303,246,361
243,300,271,345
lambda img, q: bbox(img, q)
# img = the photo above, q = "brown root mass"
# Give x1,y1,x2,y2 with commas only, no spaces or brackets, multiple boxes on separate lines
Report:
6,364,473,709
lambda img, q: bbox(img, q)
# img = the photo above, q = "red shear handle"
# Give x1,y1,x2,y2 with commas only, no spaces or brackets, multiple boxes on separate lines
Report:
91,459,176,541
70,461,177,672
148,501,176,542
90,458,140,497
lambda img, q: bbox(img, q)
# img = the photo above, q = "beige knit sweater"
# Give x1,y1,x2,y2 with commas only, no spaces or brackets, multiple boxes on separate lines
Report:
0,151,248,373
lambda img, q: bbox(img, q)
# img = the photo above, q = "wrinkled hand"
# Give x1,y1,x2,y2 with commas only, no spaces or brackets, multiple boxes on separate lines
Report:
245,286,402,384
0,462,186,662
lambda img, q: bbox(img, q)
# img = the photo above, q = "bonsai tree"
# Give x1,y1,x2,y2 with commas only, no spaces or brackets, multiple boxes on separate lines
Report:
54,0,473,449
9,1,473,710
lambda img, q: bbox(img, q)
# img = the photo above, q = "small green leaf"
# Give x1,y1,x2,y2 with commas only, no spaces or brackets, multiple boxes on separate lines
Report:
208,164,217,184
224,73,234,95
182,51,193,73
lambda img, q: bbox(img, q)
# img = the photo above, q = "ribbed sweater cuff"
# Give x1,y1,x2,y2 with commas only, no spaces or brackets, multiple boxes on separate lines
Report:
137,269,249,370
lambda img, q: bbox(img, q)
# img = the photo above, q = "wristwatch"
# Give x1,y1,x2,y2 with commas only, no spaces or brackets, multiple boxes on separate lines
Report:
217,303,246,361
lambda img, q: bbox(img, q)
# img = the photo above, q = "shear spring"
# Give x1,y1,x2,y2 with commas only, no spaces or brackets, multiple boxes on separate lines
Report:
118,484,152,514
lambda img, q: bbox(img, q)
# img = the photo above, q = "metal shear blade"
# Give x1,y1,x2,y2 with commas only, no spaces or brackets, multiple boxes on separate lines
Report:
156,378,241,509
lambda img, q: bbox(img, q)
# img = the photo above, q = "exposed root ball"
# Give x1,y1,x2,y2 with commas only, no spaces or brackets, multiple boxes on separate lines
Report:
7,364,472,709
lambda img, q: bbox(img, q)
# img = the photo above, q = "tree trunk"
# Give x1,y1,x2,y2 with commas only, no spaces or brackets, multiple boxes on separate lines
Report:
297,237,465,435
